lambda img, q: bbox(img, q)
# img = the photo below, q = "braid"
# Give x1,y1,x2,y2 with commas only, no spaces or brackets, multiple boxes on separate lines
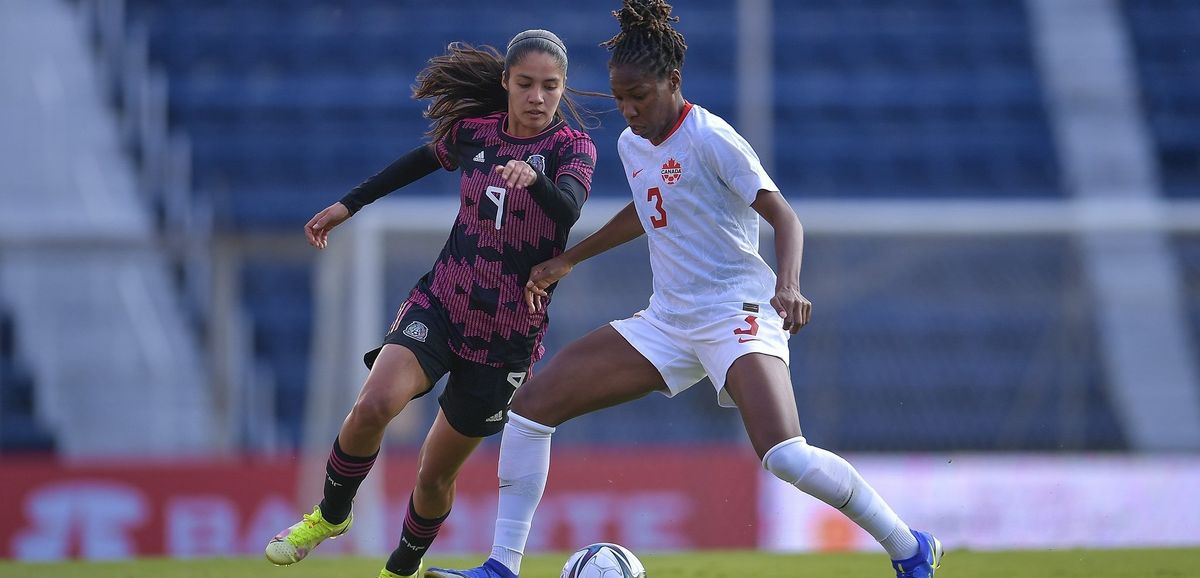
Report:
601,0,687,77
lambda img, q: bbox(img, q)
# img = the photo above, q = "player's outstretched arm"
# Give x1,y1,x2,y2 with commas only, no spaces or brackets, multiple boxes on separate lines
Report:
305,144,442,250
562,200,644,264
524,201,644,311
752,190,812,333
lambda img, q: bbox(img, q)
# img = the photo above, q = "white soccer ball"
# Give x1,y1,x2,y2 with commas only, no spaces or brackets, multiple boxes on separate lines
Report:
560,543,647,578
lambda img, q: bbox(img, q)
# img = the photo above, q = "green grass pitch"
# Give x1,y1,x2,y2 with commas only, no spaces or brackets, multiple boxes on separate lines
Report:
4,549,1199,577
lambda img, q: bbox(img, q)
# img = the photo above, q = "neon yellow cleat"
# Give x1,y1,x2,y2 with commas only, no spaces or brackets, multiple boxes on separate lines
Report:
264,505,352,565
378,561,423,578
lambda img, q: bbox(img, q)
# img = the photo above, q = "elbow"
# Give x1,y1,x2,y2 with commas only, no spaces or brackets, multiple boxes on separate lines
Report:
771,207,802,233
555,199,582,224
773,210,803,243
564,205,582,224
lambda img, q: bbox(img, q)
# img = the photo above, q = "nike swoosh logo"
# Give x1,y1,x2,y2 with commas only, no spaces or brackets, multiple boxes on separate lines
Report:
632,168,644,178
738,338,759,343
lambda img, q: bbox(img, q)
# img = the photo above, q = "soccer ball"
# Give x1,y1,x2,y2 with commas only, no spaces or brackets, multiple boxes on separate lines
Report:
560,543,647,578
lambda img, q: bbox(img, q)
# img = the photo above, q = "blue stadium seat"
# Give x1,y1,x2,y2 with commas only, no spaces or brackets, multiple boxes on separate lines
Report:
787,237,1124,451
241,263,313,446
772,1,1062,198
1176,238,1200,379
1123,0,1200,198
0,308,56,453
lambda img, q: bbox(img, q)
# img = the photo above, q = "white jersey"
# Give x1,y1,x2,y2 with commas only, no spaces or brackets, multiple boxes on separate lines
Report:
618,103,780,328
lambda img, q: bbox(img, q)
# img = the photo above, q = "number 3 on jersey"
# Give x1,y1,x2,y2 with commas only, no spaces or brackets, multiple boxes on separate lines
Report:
486,185,506,230
647,187,668,229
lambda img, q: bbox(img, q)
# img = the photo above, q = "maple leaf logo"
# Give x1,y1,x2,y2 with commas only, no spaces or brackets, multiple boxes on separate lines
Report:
660,158,683,185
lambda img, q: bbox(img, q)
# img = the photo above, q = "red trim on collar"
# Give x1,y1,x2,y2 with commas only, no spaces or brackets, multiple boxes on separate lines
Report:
652,101,693,146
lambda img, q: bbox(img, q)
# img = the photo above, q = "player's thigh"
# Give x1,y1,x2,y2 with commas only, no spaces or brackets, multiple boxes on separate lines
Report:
355,344,434,413
512,324,666,427
724,353,802,460
359,302,453,409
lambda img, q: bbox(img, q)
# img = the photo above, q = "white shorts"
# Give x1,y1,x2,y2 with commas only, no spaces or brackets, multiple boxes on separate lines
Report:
610,302,791,408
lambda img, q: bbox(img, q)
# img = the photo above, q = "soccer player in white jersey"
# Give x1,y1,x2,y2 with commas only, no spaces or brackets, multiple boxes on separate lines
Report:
429,1,942,577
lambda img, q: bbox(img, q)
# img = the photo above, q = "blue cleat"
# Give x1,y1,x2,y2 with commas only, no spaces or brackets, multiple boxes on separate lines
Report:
891,530,943,578
425,559,516,578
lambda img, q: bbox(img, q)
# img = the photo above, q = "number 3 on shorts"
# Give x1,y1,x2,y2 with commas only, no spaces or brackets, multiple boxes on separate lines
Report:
733,315,759,343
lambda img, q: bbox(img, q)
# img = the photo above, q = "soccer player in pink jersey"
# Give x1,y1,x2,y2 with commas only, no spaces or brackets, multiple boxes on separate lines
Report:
430,2,942,578
263,30,598,578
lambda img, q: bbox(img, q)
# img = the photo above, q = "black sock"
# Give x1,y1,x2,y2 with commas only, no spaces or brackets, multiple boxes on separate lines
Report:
318,436,377,525
386,495,449,575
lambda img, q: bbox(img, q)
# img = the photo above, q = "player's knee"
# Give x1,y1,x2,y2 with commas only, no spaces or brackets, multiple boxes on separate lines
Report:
762,436,815,485
414,465,456,498
509,383,562,426
508,384,535,416
347,393,401,432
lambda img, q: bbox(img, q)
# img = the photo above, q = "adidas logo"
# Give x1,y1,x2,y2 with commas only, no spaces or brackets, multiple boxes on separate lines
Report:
485,410,505,422
473,150,485,163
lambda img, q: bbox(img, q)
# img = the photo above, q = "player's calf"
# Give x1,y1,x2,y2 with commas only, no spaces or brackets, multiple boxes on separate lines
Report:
763,436,921,561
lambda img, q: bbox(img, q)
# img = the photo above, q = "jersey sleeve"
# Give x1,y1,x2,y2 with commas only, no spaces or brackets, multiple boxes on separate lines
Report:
338,145,441,214
703,124,779,205
433,120,462,171
555,132,597,195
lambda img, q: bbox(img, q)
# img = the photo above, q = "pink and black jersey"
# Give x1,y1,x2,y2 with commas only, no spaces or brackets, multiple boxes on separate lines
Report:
405,112,596,367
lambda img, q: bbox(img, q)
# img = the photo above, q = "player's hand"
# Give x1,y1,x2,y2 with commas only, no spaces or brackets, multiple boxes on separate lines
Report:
525,256,573,313
304,202,351,249
771,284,811,334
494,160,538,189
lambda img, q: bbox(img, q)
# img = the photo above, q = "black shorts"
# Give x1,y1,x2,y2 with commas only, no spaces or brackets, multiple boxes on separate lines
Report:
363,301,529,438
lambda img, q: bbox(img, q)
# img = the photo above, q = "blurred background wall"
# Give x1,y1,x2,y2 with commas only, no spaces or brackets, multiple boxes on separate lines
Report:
1,0,1198,561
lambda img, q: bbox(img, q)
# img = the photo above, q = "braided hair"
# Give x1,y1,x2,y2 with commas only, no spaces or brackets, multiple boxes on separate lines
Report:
601,0,687,77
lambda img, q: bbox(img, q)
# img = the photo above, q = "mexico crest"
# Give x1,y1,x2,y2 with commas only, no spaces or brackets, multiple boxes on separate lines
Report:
526,154,546,174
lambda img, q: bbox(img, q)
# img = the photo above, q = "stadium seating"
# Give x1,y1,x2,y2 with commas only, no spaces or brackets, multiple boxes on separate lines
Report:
122,1,754,227
0,306,56,453
241,262,312,445
787,237,1124,451
119,1,1140,451
1123,0,1200,198
1178,236,1200,364
772,0,1062,198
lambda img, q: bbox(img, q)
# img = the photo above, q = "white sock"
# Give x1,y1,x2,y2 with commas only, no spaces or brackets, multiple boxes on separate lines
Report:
879,524,921,562
490,412,555,574
763,436,919,560
489,545,522,574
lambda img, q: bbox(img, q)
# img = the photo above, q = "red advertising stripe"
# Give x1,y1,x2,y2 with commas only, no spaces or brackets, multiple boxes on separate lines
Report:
0,446,759,561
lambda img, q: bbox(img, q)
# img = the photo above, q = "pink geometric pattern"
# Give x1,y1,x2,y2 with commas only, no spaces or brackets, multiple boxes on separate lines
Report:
405,113,595,367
